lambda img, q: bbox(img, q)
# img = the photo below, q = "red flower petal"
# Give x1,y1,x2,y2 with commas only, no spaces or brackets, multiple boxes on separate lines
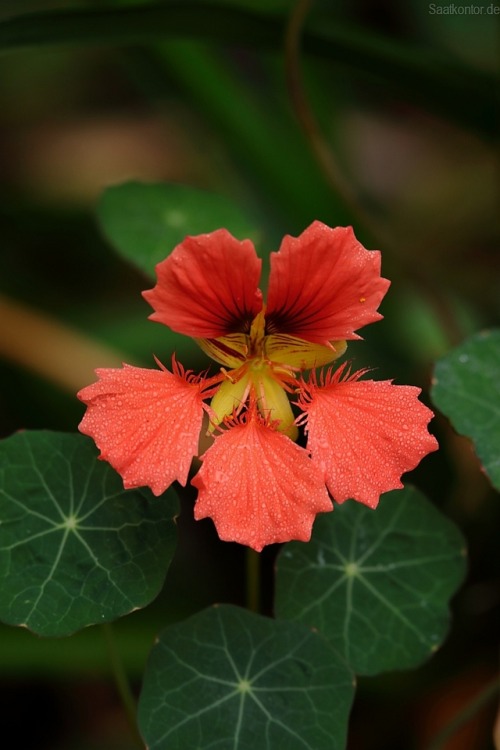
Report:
192,408,332,551
77,362,205,495
265,222,390,344
298,367,438,508
143,229,263,338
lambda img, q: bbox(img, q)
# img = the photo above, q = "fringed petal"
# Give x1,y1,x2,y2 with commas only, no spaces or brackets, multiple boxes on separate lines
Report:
265,222,390,344
143,229,263,338
77,362,206,495
297,367,438,508
192,406,332,551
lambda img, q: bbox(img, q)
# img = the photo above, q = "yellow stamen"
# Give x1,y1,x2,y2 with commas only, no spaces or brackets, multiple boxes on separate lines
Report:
200,309,347,441
264,334,346,370
196,333,249,368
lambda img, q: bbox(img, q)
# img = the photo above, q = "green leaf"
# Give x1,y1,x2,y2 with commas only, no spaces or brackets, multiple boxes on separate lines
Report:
432,329,500,491
275,487,466,676
0,431,178,637
138,604,354,750
97,181,259,278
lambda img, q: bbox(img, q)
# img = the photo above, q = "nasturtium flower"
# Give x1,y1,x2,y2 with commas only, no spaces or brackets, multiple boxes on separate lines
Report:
78,222,438,551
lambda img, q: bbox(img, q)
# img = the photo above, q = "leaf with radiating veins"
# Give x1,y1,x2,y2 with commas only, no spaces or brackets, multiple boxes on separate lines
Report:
0,430,178,637
275,486,466,676
138,604,354,750
97,181,259,279
432,328,500,490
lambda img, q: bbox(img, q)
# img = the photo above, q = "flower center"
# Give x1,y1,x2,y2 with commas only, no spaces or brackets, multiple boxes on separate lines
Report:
197,309,347,439
247,307,267,360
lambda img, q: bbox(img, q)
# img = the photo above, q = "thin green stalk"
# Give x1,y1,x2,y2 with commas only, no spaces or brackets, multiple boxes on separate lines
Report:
426,672,500,750
284,0,357,212
101,622,145,749
246,548,261,613
152,40,338,228
284,0,467,347
284,0,394,242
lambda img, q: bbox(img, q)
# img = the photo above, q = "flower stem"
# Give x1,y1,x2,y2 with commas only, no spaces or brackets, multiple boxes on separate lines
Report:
246,548,261,613
284,0,359,213
426,672,500,750
284,1,466,349
101,622,145,749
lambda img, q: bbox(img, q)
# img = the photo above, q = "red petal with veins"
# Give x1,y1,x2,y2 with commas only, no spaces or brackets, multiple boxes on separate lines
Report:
298,367,438,508
77,363,205,495
143,229,263,338
192,409,332,551
266,222,390,344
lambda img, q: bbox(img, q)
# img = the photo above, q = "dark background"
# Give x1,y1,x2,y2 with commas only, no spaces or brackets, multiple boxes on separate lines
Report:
0,1,498,748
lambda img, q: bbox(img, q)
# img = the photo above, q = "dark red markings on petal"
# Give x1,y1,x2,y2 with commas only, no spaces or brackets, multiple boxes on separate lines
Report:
192,408,332,551
77,363,205,495
143,229,263,338
298,368,438,508
266,223,390,344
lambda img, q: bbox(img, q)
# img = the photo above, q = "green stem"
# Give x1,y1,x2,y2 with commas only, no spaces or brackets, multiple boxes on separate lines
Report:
284,0,467,348
101,622,145,749
426,672,500,750
246,548,261,613
284,0,356,212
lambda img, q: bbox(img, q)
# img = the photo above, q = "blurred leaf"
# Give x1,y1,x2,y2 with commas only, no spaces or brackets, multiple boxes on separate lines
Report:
383,288,480,365
0,3,495,140
306,10,496,142
275,486,466,676
144,42,340,231
138,603,354,750
432,329,500,490
0,3,281,50
0,613,156,677
0,430,178,637
97,181,259,278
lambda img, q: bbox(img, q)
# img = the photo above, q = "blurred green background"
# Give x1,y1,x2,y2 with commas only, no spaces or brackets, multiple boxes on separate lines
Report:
0,1,498,748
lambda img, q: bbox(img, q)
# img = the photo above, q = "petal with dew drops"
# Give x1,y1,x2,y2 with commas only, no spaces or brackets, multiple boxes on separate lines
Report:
78,361,206,495
192,407,332,551
298,367,438,508
266,223,390,345
143,229,263,338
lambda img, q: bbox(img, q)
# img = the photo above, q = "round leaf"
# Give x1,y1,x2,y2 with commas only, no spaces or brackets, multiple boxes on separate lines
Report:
275,487,466,675
0,431,178,636
432,328,500,490
97,181,260,278
138,604,354,750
